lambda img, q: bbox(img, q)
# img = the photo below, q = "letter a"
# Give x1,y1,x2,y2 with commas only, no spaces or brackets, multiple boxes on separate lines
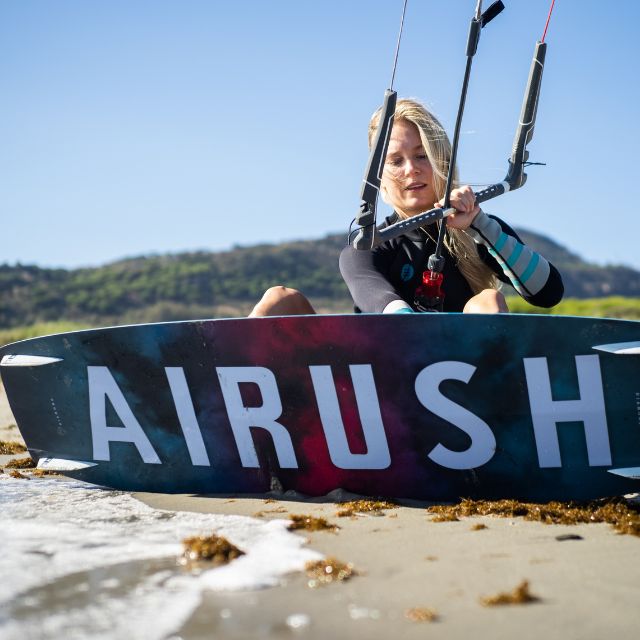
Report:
88,367,161,464
524,355,611,467
216,367,298,469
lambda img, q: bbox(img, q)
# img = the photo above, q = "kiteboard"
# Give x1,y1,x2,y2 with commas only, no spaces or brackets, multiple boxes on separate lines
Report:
1,313,639,501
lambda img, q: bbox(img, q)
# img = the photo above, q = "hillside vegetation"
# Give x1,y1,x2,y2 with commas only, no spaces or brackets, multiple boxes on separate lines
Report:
1,229,639,332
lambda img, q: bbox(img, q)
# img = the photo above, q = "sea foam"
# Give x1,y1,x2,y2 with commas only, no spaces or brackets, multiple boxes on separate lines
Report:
0,476,321,639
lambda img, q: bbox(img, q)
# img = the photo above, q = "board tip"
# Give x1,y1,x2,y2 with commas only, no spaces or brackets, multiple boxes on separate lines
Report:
607,467,640,480
592,341,640,355
1,354,64,367
37,457,97,472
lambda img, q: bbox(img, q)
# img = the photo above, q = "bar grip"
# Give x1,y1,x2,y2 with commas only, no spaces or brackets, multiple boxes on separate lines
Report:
475,182,507,204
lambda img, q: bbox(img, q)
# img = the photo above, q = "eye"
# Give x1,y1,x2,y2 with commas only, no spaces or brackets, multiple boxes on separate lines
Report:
417,154,428,161
386,157,403,167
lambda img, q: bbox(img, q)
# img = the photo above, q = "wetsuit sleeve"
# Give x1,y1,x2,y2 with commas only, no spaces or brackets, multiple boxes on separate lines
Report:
466,210,564,308
339,246,411,313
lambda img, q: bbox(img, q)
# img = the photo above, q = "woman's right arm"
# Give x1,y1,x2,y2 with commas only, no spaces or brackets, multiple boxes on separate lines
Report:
339,245,413,313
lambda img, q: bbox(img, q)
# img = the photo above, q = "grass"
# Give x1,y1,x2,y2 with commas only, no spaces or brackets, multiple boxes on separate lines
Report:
0,297,638,347
0,321,88,346
506,296,640,320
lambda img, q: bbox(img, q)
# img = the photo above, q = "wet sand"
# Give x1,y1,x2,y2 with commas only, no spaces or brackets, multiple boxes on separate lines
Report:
2,380,640,639
139,491,640,639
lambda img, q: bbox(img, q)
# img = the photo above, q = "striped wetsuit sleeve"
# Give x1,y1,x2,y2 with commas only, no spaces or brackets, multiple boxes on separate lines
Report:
466,210,563,306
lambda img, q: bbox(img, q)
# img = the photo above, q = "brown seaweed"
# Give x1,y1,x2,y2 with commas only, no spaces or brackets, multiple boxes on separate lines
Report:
181,534,245,565
31,469,61,477
253,506,288,517
426,497,640,537
336,500,398,518
405,607,439,622
5,457,36,469
305,557,357,588
430,513,459,523
480,580,540,606
287,514,339,533
0,441,27,455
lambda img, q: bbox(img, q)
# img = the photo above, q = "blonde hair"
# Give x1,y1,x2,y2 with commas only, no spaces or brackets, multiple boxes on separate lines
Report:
369,98,497,294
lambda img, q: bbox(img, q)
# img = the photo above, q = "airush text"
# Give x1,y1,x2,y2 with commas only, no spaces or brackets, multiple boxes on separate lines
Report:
87,354,612,472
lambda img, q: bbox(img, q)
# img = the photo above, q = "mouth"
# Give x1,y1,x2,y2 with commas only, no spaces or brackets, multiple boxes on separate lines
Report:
405,183,427,191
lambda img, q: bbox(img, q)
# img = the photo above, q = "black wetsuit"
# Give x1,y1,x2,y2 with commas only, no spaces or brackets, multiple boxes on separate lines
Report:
339,211,564,313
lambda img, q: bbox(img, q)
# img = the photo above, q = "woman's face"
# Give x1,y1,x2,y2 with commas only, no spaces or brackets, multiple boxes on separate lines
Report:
381,119,436,217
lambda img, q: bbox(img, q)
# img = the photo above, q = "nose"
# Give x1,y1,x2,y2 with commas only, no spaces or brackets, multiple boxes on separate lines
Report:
403,158,421,176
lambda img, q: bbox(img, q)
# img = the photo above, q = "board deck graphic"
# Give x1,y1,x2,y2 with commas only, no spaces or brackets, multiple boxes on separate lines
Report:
1,313,639,501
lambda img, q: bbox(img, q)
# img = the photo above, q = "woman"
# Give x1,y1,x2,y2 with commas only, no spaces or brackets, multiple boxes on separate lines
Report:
250,98,563,316
339,98,563,314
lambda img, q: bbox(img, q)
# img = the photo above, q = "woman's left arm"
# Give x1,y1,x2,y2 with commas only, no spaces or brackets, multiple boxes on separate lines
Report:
465,210,564,308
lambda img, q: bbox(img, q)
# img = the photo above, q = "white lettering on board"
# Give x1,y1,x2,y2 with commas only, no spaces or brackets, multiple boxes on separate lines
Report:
524,355,611,468
88,366,161,464
165,367,210,466
309,365,391,470
415,361,496,470
216,367,298,469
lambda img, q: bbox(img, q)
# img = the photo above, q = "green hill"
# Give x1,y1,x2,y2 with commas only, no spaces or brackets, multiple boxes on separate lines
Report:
1,228,639,330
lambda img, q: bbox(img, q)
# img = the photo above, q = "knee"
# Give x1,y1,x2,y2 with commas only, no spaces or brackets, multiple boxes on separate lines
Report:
463,289,509,314
249,286,315,317
262,285,299,304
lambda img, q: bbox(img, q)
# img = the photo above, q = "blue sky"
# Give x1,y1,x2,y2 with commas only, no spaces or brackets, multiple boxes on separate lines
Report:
2,0,639,270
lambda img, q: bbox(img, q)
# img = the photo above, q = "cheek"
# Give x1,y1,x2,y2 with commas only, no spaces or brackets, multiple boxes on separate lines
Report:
381,182,403,207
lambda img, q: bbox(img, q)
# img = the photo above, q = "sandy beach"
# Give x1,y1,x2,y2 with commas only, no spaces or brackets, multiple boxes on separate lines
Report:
1,379,639,639
0,381,20,444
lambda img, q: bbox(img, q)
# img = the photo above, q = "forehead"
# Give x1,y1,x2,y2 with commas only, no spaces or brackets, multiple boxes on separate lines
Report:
388,119,422,149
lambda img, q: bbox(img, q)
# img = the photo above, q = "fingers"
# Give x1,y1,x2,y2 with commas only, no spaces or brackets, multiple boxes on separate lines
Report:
436,186,480,230
448,185,477,213
435,185,477,213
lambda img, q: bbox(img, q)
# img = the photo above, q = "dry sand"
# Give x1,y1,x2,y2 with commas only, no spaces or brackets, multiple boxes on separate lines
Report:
2,380,639,639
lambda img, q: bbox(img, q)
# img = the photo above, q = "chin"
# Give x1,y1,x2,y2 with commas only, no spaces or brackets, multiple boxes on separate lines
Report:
404,202,432,217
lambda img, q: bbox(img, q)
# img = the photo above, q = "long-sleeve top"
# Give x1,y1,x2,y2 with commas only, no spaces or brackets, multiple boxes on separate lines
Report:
339,210,564,313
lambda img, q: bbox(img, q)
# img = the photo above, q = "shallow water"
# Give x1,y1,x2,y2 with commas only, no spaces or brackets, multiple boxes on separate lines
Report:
0,476,321,639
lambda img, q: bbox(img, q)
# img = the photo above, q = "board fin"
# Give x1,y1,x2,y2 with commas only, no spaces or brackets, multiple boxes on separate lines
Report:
1,354,63,367
592,341,640,355
37,457,97,471
607,467,640,480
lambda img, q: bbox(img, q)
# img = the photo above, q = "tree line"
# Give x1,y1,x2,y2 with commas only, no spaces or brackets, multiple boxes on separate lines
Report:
1,230,639,329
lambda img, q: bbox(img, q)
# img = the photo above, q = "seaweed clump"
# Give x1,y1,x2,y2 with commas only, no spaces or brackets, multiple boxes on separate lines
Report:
430,512,459,523
405,607,439,622
336,500,397,518
31,469,60,478
9,470,29,480
5,457,36,469
181,534,245,565
480,580,540,607
426,498,640,537
253,506,288,517
0,441,27,455
305,557,357,588
288,514,339,533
